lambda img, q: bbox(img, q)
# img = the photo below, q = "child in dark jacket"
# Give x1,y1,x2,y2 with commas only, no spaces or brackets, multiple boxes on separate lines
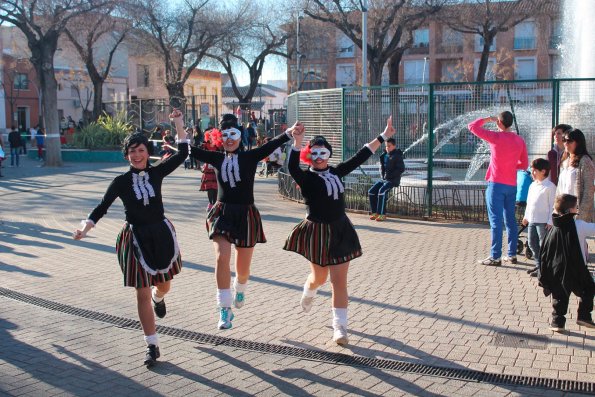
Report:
368,137,405,221
539,193,595,332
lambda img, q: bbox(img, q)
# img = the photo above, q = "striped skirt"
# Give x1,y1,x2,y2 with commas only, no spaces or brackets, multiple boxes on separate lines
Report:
283,215,362,266
205,201,266,247
116,219,182,288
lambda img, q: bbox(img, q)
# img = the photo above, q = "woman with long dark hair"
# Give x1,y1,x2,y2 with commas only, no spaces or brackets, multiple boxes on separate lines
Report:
179,111,298,329
556,128,595,222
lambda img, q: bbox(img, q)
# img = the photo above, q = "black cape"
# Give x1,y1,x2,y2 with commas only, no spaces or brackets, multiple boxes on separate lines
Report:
538,212,595,297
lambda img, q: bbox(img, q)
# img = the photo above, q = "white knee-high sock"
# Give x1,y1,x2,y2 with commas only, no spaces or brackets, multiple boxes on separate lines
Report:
144,333,159,346
332,308,348,329
233,277,247,293
151,287,164,303
217,289,233,308
303,281,318,297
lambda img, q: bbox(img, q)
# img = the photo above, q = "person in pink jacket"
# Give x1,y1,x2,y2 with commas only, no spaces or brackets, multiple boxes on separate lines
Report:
468,111,528,266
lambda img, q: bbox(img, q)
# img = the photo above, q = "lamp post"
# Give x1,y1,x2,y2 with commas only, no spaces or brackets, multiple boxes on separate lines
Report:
296,14,303,92
361,0,368,88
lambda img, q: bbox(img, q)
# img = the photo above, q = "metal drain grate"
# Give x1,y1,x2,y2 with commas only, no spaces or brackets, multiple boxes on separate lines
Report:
491,332,549,350
1,287,594,395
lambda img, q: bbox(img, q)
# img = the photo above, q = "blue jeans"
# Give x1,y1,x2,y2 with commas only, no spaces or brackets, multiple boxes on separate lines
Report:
10,147,19,166
368,181,394,215
486,182,517,259
527,222,546,269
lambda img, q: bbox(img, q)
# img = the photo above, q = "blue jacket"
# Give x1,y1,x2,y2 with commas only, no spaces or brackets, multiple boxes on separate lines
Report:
379,148,405,186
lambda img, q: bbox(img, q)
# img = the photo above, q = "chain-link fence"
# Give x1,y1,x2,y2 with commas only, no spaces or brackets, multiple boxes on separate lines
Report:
103,94,219,132
283,78,595,222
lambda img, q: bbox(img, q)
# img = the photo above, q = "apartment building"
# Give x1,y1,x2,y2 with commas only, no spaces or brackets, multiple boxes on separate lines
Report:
288,2,562,90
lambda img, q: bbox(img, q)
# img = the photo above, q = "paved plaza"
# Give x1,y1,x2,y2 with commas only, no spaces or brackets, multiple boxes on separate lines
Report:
1,157,594,396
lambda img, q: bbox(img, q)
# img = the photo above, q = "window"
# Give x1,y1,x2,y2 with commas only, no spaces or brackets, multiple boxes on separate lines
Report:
137,64,150,87
440,60,461,82
107,88,116,101
71,85,79,98
474,58,497,80
336,33,355,58
514,20,536,50
413,28,430,48
550,18,562,49
13,73,28,90
301,63,327,90
404,60,429,84
551,55,562,78
475,35,496,52
515,57,536,80
440,27,463,52
336,63,356,87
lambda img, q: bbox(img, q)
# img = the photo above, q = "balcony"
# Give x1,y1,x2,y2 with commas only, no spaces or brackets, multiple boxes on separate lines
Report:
549,35,562,49
406,43,430,55
513,37,536,50
436,43,463,54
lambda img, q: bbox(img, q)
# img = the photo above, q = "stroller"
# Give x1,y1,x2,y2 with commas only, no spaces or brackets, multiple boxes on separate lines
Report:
515,169,533,259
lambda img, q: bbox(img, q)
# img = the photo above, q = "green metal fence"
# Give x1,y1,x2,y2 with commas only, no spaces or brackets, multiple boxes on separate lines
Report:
284,78,595,222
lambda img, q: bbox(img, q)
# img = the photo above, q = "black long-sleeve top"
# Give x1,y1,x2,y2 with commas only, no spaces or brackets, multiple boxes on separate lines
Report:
288,145,373,223
87,143,188,226
190,132,291,204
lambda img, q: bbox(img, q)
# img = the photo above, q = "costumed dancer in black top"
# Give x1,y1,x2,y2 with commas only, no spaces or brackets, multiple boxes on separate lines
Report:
179,111,298,329
283,117,396,345
73,109,189,367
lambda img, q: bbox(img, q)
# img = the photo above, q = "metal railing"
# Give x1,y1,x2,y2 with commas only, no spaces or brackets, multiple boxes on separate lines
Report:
284,78,595,222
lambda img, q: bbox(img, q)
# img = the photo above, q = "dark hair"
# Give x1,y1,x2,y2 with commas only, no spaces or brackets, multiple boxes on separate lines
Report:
498,111,514,129
122,133,152,158
220,113,239,130
552,123,572,139
531,158,550,177
308,135,333,157
554,194,577,215
386,138,396,146
561,128,592,167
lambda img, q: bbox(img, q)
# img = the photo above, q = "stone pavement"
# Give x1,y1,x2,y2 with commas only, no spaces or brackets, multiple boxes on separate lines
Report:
1,156,594,396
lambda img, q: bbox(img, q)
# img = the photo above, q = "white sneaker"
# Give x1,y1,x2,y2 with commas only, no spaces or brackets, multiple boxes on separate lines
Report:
333,326,349,345
218,307,234,330
233,291,245,309
300,295,314,313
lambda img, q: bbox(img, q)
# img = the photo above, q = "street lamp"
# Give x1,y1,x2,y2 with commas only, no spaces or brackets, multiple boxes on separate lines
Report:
361,0,368,88
296,14,304,92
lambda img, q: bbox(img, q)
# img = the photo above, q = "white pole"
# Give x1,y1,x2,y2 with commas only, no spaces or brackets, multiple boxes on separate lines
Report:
296,14,302,92
361,0,368,88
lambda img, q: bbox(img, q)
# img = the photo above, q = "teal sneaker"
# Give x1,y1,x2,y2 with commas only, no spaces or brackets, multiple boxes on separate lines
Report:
218,307,234,330
233,292,245,309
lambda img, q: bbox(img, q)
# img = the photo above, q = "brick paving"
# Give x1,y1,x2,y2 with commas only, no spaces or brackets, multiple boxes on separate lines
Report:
0,156,594,396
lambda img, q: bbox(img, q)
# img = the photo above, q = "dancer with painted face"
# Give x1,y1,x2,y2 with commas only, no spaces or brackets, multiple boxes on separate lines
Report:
181,111,298,329
73,109,189,367
284,117,396,345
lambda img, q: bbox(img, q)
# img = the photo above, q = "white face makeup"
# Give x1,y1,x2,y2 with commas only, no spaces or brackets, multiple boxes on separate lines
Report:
310,148,331,160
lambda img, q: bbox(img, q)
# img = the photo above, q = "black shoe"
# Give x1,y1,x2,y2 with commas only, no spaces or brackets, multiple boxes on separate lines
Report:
577,318,595,329
526,267,537,274
144,344,160,367
153,298,166,319
549,320,565,332
529,269,539,277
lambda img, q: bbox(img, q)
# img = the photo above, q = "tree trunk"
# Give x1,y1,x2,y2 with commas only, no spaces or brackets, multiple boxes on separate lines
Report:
474,33,495,104
92,80,104,122
31,37,62,167
368,61,383,87
166,82,186,108
387,52,403,85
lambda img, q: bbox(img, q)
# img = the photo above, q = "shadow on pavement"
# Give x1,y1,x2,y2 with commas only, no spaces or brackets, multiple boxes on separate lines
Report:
196,346,315,396
149,361,253,396
0,318,160,396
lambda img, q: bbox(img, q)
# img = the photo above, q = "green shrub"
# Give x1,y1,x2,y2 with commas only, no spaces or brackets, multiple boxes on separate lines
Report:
72,111,133,150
